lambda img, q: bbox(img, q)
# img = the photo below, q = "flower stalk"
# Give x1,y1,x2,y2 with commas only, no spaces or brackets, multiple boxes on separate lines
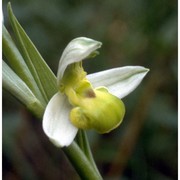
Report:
63,142,102,180
76,130,100,174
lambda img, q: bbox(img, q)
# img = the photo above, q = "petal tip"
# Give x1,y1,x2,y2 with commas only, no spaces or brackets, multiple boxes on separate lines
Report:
57,37,102,83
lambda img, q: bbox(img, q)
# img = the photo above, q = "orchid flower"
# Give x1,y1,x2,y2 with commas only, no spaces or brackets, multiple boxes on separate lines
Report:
43,37,149,147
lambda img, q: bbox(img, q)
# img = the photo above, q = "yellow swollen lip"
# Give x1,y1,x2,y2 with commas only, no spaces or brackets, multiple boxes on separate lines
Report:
60,61,125,133
70,87,125,133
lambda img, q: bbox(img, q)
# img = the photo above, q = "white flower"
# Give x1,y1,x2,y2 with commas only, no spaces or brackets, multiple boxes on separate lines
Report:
43,37,149,147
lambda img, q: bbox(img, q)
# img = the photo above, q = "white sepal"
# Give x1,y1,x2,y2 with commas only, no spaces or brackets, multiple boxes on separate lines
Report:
43,92,78,147
87,66,149,99
57,37,102,86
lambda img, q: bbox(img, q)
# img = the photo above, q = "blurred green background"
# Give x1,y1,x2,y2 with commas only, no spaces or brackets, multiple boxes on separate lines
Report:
3,0,177,179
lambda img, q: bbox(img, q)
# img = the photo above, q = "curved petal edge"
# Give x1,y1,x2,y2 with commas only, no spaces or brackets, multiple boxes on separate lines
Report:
43,92,78,147
87,66,149,99
57,37,102,86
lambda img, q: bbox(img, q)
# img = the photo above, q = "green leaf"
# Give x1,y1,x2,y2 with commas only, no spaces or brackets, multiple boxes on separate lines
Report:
7,3,57,103
2,25,46,106
3,61,44,117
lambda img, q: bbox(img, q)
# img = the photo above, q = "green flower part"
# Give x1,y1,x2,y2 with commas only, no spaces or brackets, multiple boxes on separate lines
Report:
60,61,125,133
43,37,149,147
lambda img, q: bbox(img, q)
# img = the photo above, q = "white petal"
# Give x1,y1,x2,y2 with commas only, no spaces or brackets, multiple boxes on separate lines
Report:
57,37,102,86
43,92,78,147
87,66,149,99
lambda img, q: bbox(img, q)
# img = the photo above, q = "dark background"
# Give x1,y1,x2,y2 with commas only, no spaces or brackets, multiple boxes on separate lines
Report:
3,0,177,179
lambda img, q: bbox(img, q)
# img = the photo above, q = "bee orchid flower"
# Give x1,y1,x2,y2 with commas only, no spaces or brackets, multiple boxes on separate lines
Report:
43,37,149,147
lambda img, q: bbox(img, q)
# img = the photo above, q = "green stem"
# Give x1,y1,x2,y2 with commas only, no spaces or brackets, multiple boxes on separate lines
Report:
76,130,100,175
63,142,102,180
